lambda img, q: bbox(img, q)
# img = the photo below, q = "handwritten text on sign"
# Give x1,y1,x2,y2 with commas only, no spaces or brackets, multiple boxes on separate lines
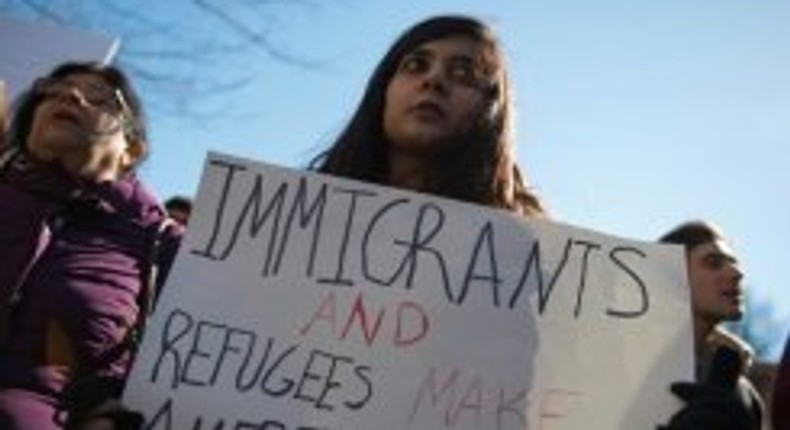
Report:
123,152,694,430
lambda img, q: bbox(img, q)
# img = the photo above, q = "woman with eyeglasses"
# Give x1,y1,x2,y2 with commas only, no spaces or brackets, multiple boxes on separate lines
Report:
0,62,181,429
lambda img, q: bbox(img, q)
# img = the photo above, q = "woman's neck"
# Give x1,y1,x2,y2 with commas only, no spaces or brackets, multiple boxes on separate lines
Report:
387,150,432,191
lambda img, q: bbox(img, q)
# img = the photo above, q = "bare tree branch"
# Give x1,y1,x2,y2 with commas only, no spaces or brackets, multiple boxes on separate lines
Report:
192,0,322,68
12,0,65,23
1,0,330,119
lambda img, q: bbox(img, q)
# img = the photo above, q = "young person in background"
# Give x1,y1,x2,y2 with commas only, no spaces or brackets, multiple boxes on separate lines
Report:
659,220,763,430
163,195,193,226
0,62,181,430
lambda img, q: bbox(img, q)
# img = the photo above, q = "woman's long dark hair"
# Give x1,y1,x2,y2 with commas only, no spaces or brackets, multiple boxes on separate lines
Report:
7,61,148,168
309,15,545,216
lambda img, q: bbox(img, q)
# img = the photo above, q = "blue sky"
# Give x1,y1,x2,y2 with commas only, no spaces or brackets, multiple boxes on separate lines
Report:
4,0,790,356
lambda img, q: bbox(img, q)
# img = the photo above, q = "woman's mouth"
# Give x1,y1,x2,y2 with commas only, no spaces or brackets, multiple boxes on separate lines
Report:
50,109,84,128
411,101,445,120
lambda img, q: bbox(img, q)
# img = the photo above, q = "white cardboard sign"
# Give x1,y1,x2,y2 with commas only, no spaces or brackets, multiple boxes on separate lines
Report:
123,152,694,430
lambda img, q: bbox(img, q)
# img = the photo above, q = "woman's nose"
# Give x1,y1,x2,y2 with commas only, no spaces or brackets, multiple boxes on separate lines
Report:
420,65,447,94
54,85,90,108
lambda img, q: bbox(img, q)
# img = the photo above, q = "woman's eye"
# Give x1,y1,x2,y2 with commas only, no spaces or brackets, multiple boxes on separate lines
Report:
400,55,430,74
88,95,113,109
448,61,480,86
82,87,114,107
450,64,475,82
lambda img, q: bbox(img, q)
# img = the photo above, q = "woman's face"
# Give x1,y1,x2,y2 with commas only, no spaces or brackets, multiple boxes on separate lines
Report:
383,35,497,157
26,72,141,182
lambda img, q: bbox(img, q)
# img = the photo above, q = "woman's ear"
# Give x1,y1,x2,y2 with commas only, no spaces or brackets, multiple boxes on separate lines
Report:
121,138,147,170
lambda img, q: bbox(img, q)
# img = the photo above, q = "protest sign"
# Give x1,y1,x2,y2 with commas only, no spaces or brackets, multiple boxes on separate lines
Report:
0,15,119,101
123,152,694,430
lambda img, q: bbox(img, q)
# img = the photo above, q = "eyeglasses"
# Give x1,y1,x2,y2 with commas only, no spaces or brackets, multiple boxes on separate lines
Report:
32,77,130,116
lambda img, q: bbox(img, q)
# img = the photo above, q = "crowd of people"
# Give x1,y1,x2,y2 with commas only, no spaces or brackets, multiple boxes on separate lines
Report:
0,14,787,430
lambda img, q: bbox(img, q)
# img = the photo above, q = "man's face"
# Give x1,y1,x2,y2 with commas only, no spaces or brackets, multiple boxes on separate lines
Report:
687,239,745,324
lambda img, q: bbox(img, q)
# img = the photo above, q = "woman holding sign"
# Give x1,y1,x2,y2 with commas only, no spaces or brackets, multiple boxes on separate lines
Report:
310,15,546,217
0,62,181,429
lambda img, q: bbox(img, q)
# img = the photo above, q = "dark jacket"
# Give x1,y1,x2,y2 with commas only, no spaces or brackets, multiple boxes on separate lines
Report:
774,337,790,430
697,328,765,430
0,152,181,429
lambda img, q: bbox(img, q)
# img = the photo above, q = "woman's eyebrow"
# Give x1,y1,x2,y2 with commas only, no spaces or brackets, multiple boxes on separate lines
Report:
405,47,432,58
448,55,478,66
450,52,492,72
60,78,112,92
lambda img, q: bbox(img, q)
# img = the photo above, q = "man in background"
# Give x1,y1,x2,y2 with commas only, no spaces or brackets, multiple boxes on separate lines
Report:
164,195,192,226
659,220,764,430
774,337,790,429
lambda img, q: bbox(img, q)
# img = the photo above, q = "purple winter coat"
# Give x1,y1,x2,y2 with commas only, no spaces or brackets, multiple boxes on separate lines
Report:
0,154,181,429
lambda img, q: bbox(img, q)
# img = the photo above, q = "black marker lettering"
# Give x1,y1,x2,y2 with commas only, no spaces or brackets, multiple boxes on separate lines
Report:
393,203,451,299
509,238,574,314
361,198,410,286
192,417,225,430
144,397,173,430
236,337,274,392
182,320,226,387
259,421,286,430
270,177,328,277
150,308,193,389
457,222,501,307
259,342,299,397
191,160,246,260
211,326,255,385
572,240,602,318
607,246,649,318
317,187,376,286
345,365,373,411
